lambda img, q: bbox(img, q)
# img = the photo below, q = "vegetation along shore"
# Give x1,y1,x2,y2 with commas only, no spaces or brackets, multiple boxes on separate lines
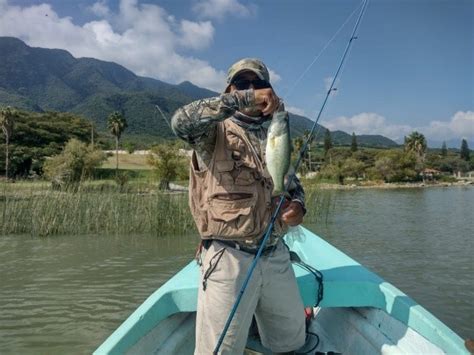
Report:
1,107,472,237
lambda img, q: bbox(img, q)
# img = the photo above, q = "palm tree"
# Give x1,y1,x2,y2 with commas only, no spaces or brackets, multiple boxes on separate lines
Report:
404,131,427,174
404,131,427,158
107,111,128,175
0,107,17,180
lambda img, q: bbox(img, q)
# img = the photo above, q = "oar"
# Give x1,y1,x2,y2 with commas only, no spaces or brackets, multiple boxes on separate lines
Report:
213,0,370,353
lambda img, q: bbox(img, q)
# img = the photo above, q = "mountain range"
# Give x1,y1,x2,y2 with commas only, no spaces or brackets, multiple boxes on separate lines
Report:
0,37,398,147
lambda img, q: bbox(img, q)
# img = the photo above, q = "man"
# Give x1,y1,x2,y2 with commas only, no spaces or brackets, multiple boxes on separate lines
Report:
171,58,306,354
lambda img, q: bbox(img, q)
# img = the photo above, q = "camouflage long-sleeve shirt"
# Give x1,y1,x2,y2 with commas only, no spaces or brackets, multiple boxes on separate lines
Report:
171,89,306,209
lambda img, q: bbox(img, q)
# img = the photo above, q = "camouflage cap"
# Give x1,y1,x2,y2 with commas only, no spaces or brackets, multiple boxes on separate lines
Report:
226,58,270,85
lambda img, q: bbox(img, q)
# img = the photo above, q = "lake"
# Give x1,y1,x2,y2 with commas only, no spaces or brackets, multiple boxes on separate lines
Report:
0,186,472,354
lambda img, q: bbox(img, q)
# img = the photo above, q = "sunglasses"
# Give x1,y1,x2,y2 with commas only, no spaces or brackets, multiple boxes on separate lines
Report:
231,78,271,90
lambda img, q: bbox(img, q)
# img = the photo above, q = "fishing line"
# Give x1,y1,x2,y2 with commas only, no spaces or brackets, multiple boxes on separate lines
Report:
282,0,365,100
213,0,370,353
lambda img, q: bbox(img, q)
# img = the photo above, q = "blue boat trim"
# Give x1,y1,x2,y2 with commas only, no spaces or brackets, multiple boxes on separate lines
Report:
94,227,467,354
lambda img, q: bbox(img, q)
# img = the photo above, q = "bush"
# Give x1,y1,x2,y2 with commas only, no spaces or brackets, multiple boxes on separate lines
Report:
43,139,105,188
147,143,189,190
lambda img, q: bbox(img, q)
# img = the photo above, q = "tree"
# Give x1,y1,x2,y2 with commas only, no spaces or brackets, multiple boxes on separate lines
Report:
0,110,93,177
43,139,105,188
324,129,332,156
404,131,427,173
342,157,365,180
107,111,128,175
351,132,358,152
371,150,417,183
441,141,447,157
147,143,188,190
460,139,470,161
0,107,17,180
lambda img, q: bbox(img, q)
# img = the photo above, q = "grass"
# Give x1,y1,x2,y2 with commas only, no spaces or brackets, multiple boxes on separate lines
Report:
0,180,195,237
101,153,152,170
0,179,333,237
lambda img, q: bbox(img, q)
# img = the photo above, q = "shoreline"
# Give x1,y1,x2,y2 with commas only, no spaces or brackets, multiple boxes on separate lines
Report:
311,180,473,190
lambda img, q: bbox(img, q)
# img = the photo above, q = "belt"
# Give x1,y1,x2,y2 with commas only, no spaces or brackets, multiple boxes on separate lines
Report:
202,239,277,256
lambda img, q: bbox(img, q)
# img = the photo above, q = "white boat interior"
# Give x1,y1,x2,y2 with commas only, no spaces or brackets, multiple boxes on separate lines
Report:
127,307,445,355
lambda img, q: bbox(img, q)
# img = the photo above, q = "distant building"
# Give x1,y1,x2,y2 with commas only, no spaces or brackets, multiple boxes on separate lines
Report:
421,168,440,181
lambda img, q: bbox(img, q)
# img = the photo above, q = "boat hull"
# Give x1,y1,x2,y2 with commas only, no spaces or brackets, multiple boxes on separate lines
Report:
94,227,468,354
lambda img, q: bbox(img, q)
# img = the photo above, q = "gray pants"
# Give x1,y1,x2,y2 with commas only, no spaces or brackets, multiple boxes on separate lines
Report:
195,240,306,354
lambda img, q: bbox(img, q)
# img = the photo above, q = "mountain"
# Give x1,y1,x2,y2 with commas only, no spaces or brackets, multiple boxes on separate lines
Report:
0,37,207,138
330,131,399,148
0,37,397,147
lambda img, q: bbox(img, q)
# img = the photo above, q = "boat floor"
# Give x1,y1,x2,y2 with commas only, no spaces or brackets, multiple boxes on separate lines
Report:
127,307,444,354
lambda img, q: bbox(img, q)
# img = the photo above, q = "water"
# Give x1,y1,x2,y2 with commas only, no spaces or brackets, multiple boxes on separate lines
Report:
309,186,474,341
0,233,199,354
0,186,473,354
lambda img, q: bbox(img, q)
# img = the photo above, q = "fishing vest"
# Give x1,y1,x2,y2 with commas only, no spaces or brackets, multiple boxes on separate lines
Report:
189,119,286,243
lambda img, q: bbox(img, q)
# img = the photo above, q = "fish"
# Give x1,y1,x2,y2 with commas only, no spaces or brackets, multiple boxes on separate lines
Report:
265,110,292,196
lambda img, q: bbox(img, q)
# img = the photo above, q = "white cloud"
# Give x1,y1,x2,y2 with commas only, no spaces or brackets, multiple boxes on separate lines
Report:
89,0,110,17
193,0,255,20
178,20,214,50
286,106,307,117
0,0,226,91
268,68,281,84
321,111,474,144
423,111,474,142
321,112,412,142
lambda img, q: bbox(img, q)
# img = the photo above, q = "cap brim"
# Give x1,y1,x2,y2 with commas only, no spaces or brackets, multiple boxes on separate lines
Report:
229,69,265,84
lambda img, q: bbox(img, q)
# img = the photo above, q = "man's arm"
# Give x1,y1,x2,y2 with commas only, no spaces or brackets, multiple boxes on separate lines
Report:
171,90,255,151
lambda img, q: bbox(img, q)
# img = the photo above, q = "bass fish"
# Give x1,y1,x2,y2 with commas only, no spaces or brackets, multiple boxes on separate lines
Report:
265,110,291,196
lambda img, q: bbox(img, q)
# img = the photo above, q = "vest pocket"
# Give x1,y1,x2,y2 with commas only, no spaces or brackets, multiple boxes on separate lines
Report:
208,194,259,238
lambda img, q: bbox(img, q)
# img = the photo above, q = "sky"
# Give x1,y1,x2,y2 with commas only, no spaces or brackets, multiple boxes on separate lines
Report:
0,0,472,147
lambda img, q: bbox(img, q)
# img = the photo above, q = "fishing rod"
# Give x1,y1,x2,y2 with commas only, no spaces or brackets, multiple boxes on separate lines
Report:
213,0,370,353
154,104,172,129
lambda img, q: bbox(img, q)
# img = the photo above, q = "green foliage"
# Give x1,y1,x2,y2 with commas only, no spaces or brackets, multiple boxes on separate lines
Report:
43,139,105,187
114,171,130,190
319,155,366,185
426,150,470,173
0,109,94,177
324,129,332,155
319,160,345,184
437,175,457,183
107,111,128,140
123,141,137,154
342,157,365,179
0,183,195,236
148,143,189,190
0,106,18,179
107,111,128,173
441,141,447,157
460,139,470,161
351,132,358,152
404,131,427,171
370,149,418,182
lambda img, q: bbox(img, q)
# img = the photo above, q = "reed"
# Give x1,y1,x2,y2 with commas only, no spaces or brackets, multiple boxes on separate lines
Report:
0,181,331,237
0,182,195,237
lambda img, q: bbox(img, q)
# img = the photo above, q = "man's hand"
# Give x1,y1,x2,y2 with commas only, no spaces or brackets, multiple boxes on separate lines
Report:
281,200,304,226
254,88,280,116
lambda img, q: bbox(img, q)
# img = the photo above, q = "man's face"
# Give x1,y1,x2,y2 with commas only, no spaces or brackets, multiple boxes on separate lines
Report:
230,71,264,117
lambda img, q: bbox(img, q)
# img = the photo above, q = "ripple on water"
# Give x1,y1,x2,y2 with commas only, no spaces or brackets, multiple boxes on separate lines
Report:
0,233,198,354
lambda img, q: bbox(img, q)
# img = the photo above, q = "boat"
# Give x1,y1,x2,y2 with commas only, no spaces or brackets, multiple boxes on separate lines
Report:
94,226,469,354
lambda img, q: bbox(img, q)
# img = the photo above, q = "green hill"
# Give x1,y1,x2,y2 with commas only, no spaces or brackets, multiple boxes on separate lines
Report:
0,37,398,148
